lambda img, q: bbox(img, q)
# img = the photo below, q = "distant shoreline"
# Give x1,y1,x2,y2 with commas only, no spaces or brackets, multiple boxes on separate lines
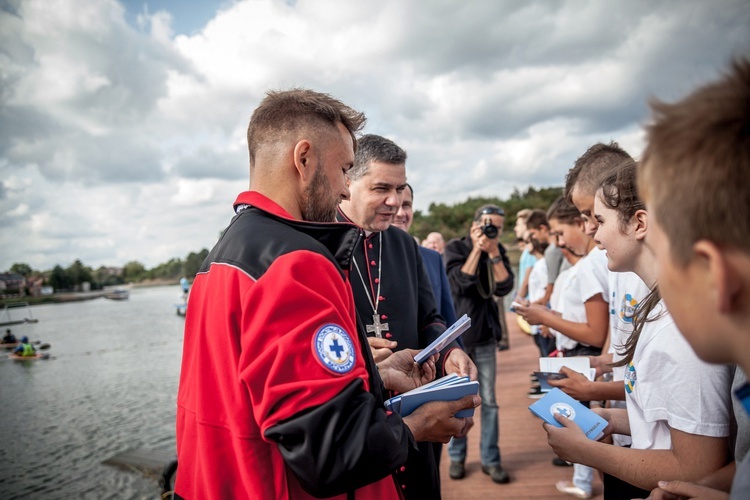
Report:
0,279,181,307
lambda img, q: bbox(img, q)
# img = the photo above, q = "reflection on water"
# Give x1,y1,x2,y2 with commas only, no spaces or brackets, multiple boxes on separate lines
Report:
0,286,184,499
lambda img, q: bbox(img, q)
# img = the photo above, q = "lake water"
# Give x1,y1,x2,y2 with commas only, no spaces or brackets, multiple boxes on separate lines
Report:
0,286,184,499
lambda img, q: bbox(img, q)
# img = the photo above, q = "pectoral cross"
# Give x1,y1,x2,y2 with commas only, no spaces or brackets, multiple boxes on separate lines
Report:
366,314,389,338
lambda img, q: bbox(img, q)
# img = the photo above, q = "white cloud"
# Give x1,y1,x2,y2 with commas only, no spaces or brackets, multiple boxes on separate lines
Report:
1,0,748,271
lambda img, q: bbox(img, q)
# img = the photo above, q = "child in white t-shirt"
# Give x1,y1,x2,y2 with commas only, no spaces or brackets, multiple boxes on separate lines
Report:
516,196,609,498
540,159,732,498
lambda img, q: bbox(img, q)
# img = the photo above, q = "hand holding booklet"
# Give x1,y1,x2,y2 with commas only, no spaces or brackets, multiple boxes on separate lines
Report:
384,373,479,418
414,314,471,364
528,388,608,440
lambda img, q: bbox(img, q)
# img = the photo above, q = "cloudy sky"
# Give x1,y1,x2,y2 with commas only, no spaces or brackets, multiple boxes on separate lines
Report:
1,0,748,272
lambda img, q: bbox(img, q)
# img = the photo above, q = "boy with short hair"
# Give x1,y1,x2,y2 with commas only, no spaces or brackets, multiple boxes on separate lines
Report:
638,58,750,500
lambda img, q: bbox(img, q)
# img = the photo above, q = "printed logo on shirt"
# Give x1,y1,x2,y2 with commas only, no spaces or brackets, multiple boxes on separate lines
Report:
624,361,637,394
619,293,638,324
313,324,356,375
550,402,576,421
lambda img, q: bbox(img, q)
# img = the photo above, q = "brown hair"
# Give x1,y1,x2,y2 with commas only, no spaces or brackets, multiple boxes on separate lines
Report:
598,157,664,367
246,89,366,171
639,59,750,265
516,208,533,220
564,142,632,202
546,195,581,225
598,158,644,233
525,209,549,231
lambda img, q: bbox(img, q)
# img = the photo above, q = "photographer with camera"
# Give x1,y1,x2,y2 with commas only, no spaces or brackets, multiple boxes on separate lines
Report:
444,205,515,485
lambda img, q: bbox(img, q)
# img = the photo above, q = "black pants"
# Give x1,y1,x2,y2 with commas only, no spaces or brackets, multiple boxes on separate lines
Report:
603,472,650,500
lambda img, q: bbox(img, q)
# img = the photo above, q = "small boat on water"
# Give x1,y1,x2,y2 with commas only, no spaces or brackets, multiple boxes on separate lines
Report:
104,288,130,300
8,352,49,361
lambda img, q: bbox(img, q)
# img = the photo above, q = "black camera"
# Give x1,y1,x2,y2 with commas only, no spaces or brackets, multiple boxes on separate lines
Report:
481,219,499,239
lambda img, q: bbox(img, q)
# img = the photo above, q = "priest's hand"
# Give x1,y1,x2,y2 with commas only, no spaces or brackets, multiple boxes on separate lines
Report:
443,348,478,381
367,337,397,362
377,349,437,393
403,395,481,443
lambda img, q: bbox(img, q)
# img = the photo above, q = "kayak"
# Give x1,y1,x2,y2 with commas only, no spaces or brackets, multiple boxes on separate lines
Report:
1,342,19,350
8,352,49,361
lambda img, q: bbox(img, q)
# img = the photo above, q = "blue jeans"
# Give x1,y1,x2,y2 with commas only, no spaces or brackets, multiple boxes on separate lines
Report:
447,341,500,466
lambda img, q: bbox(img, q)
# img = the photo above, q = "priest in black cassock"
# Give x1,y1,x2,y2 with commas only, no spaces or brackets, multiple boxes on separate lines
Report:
337,134,477,500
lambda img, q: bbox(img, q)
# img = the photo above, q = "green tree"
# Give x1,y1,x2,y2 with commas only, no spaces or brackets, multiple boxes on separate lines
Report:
49,265,72,292
183,249,209,278
122,261,147,282
67,259,93,286
9,263,33,277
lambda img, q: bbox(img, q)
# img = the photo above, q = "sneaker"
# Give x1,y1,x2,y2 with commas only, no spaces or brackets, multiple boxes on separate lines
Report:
527,386,544,399
448,461,465,480
552,457,573,466
481,464,510,484
555,480,592,499
530,373,539,382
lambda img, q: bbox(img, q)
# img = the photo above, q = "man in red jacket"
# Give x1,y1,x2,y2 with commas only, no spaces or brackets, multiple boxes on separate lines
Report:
175,89,479,500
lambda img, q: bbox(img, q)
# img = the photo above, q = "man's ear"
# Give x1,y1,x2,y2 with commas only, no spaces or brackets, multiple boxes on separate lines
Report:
293,139,314,181
633,209,648,241
694,240,741,314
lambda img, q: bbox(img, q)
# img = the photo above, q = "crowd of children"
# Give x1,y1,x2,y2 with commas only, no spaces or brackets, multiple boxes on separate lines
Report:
503,59,749,499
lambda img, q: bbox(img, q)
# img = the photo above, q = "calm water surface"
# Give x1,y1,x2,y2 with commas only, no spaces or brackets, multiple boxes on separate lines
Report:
0,286,184,499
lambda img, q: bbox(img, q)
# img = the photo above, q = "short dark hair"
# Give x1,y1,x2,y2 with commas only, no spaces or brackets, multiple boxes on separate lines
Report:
246,88,366,170
546,195,581,224
564,142,632,202
348,134,408,181
525,209,549,231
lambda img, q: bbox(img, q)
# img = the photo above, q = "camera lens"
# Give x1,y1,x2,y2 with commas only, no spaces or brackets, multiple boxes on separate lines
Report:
482,222,498,239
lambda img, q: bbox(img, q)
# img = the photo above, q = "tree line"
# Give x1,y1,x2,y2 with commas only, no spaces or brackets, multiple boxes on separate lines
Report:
409,185,563,243
5,249,209,293
4,186,562,293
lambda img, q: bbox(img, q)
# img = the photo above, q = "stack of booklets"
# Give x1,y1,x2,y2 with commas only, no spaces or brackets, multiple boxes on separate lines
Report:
414,314,471,364
534,356,597,393
528,388,608,440
384,373,479,418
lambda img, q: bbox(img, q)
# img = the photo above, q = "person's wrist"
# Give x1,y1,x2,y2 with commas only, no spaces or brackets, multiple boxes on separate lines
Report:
489,254,501,264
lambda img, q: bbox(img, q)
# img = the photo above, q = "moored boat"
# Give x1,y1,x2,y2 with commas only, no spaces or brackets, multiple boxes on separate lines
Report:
104,288,130,300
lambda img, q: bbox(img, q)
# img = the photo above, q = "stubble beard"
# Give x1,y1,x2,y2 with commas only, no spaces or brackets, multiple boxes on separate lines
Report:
302,165,338,223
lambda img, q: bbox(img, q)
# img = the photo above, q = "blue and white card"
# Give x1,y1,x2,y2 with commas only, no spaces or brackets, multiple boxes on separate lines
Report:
385,374,478,418
414,314,471,364
528,388,608,440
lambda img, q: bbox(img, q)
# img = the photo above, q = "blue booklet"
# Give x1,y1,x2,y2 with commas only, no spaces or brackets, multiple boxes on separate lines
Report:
528,388,608,440
414,314,471,364
385,374,478,418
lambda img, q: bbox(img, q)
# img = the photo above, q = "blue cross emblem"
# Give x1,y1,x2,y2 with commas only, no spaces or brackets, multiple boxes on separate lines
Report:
313,324,356,374
329,337,344,360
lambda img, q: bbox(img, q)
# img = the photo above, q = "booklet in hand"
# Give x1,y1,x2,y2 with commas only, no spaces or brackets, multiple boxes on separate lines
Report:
384,373,478,418
528,388,608,440
533,371,568,393
414,314,471,364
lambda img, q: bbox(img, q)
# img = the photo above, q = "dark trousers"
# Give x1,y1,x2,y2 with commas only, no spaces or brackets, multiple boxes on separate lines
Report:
603,472,650,500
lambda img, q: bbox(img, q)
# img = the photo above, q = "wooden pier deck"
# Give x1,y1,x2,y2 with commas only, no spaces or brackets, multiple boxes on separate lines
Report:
439,311,605,499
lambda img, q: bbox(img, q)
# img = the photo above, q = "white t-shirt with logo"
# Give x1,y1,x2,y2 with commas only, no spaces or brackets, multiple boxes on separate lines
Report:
625,300,732,450
607,271,650,447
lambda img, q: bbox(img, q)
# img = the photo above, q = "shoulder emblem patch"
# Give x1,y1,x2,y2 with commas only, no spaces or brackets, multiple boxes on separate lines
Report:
313,324,356,375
